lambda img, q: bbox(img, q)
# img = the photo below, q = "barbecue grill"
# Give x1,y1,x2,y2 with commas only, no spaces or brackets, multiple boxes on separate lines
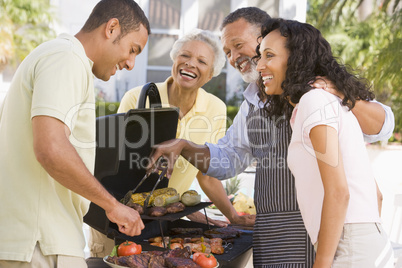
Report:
84,83,253,268
114,220,253,268
84,82,179,235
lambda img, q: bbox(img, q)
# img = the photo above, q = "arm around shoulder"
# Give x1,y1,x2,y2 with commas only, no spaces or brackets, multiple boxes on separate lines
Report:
316,77,394,141
356,100,395,143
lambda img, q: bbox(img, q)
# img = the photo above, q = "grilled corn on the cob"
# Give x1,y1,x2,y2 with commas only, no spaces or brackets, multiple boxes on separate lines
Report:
181,190,201,206
130,187,178,207
130,192,149,206
153,193,180,207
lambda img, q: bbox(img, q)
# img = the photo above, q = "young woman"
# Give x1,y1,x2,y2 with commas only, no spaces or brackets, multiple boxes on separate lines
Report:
255,18,394,267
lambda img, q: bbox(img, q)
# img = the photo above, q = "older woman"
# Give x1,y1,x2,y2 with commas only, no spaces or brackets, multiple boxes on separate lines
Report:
89,29,254,257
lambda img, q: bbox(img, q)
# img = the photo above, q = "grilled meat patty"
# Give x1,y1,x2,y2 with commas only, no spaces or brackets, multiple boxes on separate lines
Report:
166,202,185,214
165,257,202,268
148,206,168,217
169,228,203,236
126,202,145,215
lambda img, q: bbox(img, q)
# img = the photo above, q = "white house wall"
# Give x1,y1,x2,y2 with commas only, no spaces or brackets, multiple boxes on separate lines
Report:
1,0,307,104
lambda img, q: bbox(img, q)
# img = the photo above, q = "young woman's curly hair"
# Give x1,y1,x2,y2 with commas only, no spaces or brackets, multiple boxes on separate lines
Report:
255,18,374,119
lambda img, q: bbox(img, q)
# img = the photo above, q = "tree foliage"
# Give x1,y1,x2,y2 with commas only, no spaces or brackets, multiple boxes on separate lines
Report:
0,0,56,70
307,0,402,133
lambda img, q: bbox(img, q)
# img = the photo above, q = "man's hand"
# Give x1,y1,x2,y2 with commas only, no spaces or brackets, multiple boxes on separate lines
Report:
186,211,229,227
147,139,211,177
147,139,185,178
105,200,145,237
230,214,256,226
312,76,343,99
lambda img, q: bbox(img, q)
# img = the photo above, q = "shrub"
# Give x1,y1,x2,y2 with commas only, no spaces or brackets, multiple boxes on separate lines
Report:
226,105,240,128
96,102,120,117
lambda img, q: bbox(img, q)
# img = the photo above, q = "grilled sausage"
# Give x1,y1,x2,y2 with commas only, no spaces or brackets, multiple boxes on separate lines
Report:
126,202,145,215
148,206,167,217
166,202,185,214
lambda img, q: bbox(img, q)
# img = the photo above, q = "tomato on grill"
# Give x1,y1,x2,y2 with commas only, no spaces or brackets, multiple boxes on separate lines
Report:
117,241,142,256
193,252,218,268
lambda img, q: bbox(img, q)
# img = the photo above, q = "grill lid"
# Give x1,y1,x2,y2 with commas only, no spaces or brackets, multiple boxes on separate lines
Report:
84,83,179,234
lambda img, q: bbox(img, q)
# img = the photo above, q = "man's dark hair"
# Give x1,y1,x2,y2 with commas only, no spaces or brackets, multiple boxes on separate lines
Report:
220,7,271,31
81,0,150,41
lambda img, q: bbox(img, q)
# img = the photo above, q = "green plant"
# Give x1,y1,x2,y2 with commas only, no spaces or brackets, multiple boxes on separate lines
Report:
308,0,402,138
388,132,402,143
226,105,240,128
96,102,120,117
224,176,241,196
0,0,56,69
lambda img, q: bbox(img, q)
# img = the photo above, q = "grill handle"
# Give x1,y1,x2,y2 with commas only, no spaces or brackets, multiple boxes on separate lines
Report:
137,82,162,109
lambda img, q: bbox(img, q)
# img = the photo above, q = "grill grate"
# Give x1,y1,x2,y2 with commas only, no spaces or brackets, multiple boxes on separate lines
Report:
115,219,253,268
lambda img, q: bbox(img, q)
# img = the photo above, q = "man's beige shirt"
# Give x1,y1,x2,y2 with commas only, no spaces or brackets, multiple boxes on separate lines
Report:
0,34,95,261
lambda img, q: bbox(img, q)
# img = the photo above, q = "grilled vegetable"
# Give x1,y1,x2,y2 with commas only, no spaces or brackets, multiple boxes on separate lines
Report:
181,190,201,206
153,193,180,207
148,187,177,207
152,187,177,197
117,241,142,256
183,190,198,195
193,253,217,268
130,192,149,206
129,187,178,207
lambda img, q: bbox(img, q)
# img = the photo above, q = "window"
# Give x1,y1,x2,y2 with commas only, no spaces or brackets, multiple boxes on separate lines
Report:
148,0,181,30
146,0,181,83
148,34,178,67
198,0,230,32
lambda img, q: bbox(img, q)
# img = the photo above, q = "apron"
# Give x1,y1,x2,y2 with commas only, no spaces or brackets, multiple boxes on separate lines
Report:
246,102,315,267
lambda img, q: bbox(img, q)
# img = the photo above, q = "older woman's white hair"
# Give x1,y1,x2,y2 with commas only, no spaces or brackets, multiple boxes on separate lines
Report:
170,29,226,77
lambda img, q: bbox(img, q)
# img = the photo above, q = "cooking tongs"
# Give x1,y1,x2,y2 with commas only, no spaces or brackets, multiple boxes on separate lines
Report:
121,158,168,205
143,161,168,208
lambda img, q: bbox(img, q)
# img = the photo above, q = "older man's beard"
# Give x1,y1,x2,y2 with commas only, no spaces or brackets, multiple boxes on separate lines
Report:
236,59,260,83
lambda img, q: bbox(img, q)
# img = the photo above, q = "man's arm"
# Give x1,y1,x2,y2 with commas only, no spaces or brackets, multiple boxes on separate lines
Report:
186,211,227,227
148,139,211,178
149,98,255,179
196,172,255,226
350,100,385,135
314,78,394,137
32,115,144,236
